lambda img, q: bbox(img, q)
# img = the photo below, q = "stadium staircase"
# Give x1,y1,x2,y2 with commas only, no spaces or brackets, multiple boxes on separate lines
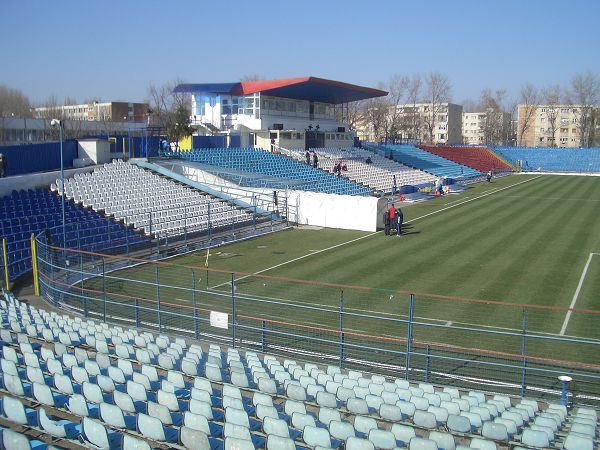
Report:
419,146,513,173
0,290,596,450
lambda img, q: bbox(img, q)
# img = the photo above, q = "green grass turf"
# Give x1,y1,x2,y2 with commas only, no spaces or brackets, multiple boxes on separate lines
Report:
83,174,600,364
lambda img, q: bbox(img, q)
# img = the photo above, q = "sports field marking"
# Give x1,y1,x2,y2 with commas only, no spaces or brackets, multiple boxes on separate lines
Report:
211,175,543,289
560,252,599,335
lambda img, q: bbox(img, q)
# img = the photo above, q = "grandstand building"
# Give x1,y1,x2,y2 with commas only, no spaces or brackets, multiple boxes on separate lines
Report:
33,101,149,123
517,104,600,148
174,77,387,150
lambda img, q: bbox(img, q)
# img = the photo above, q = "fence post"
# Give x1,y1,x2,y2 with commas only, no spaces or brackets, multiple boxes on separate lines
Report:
135,299,140,328
184,207,188,248
261,320,267,353
339,290,345,369
2,238,9,289
192,271,199,339
156,264,161,332
102,257,107,322
231,273,236,348
425,345,431,382
521,309,528,397
30,234,40,296
405,293,415,381
208,204,212,244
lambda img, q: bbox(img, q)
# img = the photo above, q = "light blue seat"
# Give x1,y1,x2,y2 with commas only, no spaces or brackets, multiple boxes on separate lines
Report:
99,402,136,430
81,416,122,449
33,382,69,408
409,437,439,450
367,429,397,450
428,431,455,450
1,428,47,450
1,395,38,427
303,425,332,448
346,436,375,450
469,438,497,450
38,408,81,439
122,434,151,450
179,426,213,450
563,433,594,450
481,422,508,441
136,413,179,443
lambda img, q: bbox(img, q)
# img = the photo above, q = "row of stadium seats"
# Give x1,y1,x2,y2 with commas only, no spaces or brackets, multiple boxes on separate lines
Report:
170,148,373,196
419,146,512,173
0,189,147,281
493,147,600,172
0,291,596,449
380,145,482,179
53,160,253,237
287,148,436,193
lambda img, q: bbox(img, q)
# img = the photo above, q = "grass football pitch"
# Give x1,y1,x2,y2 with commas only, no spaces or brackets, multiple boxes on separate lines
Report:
91,174,600,367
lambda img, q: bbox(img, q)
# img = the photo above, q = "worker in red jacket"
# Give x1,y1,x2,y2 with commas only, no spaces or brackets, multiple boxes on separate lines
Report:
388,204,397,236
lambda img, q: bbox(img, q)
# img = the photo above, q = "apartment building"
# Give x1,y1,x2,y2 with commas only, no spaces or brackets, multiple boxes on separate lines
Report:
463,110,512,145
33,101,149,123
517,104,599,147
357,102,463,144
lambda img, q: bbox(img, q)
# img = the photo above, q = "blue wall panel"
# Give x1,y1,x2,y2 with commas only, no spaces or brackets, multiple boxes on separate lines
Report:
0,141,78,176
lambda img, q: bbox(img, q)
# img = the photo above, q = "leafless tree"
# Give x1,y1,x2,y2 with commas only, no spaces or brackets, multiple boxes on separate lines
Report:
479,88,508,145
361,96,390,142
517,83,540,146
0,85,32,118
386,75,409,141
423,72,451,144
240,74,265,82
335,100,364,132
146,79,190,132
403,74,423,141
542,85,562,147
570,71,600,147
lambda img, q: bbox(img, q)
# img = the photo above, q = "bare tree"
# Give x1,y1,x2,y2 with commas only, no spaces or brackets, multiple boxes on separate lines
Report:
386,74,409,141
240,74,265,82
570,71,600,147
403,74,422,141
146,79,190,132
423,72,451,144
335,100,364,132
517,83,540,146
479,88,508,145
0,85,32,118
361,96,389,142
542,85,562,147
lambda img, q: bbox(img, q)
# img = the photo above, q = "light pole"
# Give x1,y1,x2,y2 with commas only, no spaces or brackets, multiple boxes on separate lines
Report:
51,119,66,249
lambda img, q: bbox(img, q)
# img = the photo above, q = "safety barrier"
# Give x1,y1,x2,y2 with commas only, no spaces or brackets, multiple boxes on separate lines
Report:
33,235,600,407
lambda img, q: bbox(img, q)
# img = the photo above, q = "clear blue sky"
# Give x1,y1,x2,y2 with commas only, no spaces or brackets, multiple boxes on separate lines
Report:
2,0,599,106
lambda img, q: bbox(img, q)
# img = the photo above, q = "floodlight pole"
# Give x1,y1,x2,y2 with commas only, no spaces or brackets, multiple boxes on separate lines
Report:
59,123,65,249
52,119,66,249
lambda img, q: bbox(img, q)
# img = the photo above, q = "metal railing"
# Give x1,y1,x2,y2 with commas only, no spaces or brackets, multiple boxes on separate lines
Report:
34,236,600,408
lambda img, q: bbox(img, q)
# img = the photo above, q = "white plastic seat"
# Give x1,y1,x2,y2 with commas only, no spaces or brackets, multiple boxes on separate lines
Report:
428,431,455,450
266,434,296,450
367,429,396,449
469,438,497,450
179,427,212,450
99,402,136,430
137,412,179,442
81,417,121,449
263,416,291,438
414,410,437,429
303,425,332,448
291,412,316,430
354,415,378,435
409,437,439,450
482,422,508,441
391,423,416,447
346,436,376,450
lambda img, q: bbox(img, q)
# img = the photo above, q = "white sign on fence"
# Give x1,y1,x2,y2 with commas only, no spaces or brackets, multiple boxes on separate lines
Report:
210,311,229,329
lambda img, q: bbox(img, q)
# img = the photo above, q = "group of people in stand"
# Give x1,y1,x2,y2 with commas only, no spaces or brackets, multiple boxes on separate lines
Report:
332,161,347,177
305,150,319,169
383,203,404,237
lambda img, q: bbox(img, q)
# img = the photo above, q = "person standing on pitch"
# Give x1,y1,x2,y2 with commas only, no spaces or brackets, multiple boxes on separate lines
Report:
305,150,311,165
396,206,404,236
388,203,397,236
383,209,390,236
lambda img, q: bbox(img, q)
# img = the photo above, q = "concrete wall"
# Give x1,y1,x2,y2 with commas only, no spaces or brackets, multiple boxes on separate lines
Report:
0,166,96,197
77,139,110,164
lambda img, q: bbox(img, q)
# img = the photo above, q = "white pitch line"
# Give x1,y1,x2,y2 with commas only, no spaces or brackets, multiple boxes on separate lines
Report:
560,252,598,335
211,175,543,289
